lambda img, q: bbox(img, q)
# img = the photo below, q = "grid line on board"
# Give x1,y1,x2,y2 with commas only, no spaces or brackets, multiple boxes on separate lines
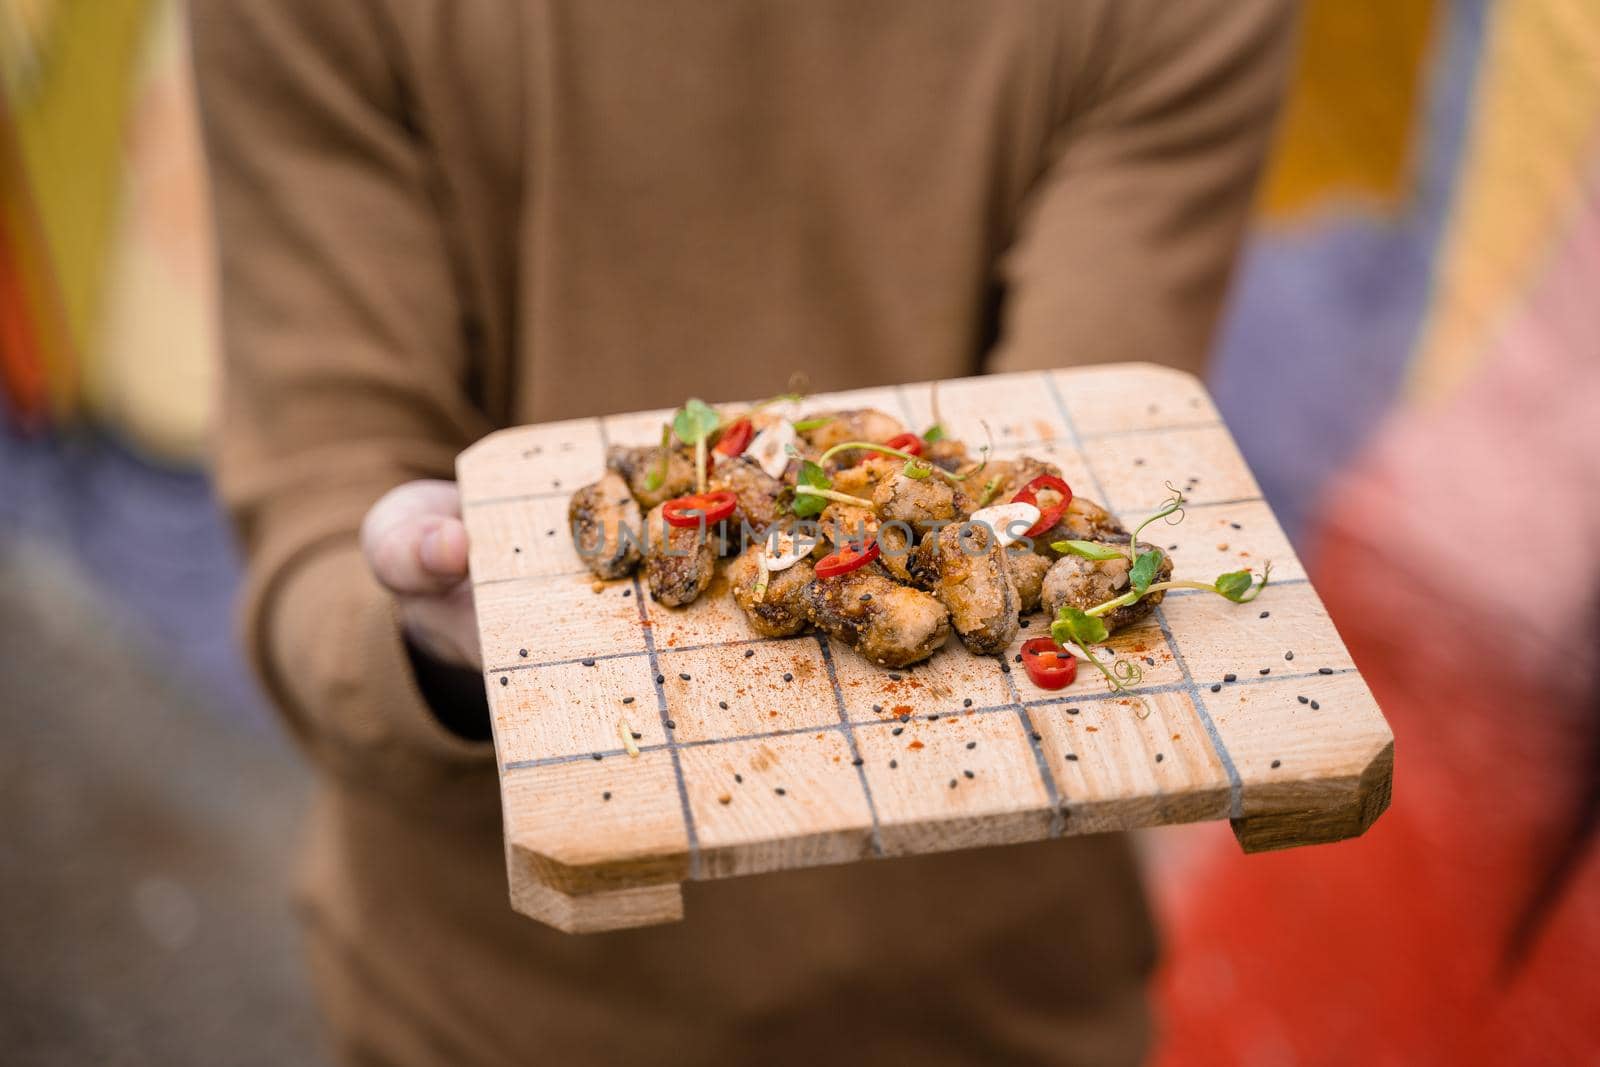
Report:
631,572,703,878
998,655,1067,837
815,635,886,857
1043,370,1247,817
494,665,1358,774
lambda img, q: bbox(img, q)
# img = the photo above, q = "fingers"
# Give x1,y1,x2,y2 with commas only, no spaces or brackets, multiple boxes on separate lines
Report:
362,481,471,597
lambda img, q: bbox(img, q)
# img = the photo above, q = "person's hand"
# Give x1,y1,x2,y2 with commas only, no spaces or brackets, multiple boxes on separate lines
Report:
360,479,481,670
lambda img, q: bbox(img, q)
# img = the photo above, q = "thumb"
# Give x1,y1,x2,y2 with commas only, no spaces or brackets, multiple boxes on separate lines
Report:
369,514,470,596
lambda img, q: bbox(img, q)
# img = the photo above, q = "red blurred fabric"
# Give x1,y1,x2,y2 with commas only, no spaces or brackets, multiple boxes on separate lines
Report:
1150,184,1600,1066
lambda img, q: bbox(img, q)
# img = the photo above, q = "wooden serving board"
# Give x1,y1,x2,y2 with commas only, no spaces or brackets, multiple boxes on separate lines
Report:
457,364,1393,933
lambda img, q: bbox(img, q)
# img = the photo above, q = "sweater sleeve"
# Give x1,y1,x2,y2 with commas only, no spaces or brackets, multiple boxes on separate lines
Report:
191,0,496,795
986,0,1296,379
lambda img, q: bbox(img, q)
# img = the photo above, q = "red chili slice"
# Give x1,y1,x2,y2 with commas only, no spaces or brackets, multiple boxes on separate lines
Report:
713,418,754,459
884,432,924,457
662,491,738,528
815,539,880,579
1020,637,1078,690
1011,474,1073,538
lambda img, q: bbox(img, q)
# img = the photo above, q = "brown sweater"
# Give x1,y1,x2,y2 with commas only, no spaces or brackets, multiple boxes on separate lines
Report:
192,2,1292,1064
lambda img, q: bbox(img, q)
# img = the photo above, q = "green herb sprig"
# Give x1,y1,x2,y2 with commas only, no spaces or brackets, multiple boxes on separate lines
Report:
672,398,720,492
1045,488,1273,715
643,423,673,492
789,458,874,518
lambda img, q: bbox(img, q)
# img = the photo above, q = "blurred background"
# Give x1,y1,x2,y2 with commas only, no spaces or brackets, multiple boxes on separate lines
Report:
2,0,1595,1063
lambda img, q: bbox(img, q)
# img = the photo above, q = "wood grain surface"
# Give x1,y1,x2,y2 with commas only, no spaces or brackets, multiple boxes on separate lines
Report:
458,364,1394,932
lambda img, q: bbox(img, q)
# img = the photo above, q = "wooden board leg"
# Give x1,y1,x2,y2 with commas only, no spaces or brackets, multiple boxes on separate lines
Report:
1230,741,1394,854
508,873,685,934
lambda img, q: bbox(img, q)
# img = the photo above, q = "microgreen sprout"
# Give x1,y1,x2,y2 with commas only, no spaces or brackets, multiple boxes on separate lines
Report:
753,552,772,602
673,398,720,492
1049,605,1149,717
923,382,946,442
731,391,809,430
788,458,873,518
792,416,834,433
1053,540,1126,561
1080,562,1274,618
1044,480,1272,716
1126,483,1186,566
976,476,1003,508
644,423,673,492
816,441,969,488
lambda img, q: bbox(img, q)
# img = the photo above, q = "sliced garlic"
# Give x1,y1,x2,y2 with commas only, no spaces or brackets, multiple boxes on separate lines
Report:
968,502,1041,548
763,529,818,572
747,419,797,479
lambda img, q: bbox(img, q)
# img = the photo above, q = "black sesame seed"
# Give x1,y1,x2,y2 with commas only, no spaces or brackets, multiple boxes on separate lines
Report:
679,672,691,681
1067,707,1080,716
967,741,977,749
734,773,743,783
999,662,1011,673
621,588,631,597
860,593,873,602
603,791,612,801
519,648,529,658
892,727,904,736
718,700,728,709
899,713,910,723
1144,656,1155,667
963,770,975,779
1297,696,1309,705
655,674,665,684
963,698,973,708
851,757,863,767
1224,673,1237,683
499,676,509,687
1020,619,1030,628
1259,668,1271,676
949,779,959,789
1155,753,1165,763
1210,684,1221,693
744,649,754,658
622,696,636,705
631,732,643,740
582,657,596,667
1230,522,1242,530
592,753,603,761
1168,544,1179,551
1319,667,1334,675
872,704,882,714
546,528,556,537
1271,759,1281,769
782,672,793,682
1029,732,1041,742
1310,700,1320,710
928,714,939,722
1260,610,1270,619
774,787,787,796
889,759,898,769
1284,651,1295,661
889,672,903,681
1013,654,1023,663
665,719,676,729
1065,753,1079,761
513,546,522,554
